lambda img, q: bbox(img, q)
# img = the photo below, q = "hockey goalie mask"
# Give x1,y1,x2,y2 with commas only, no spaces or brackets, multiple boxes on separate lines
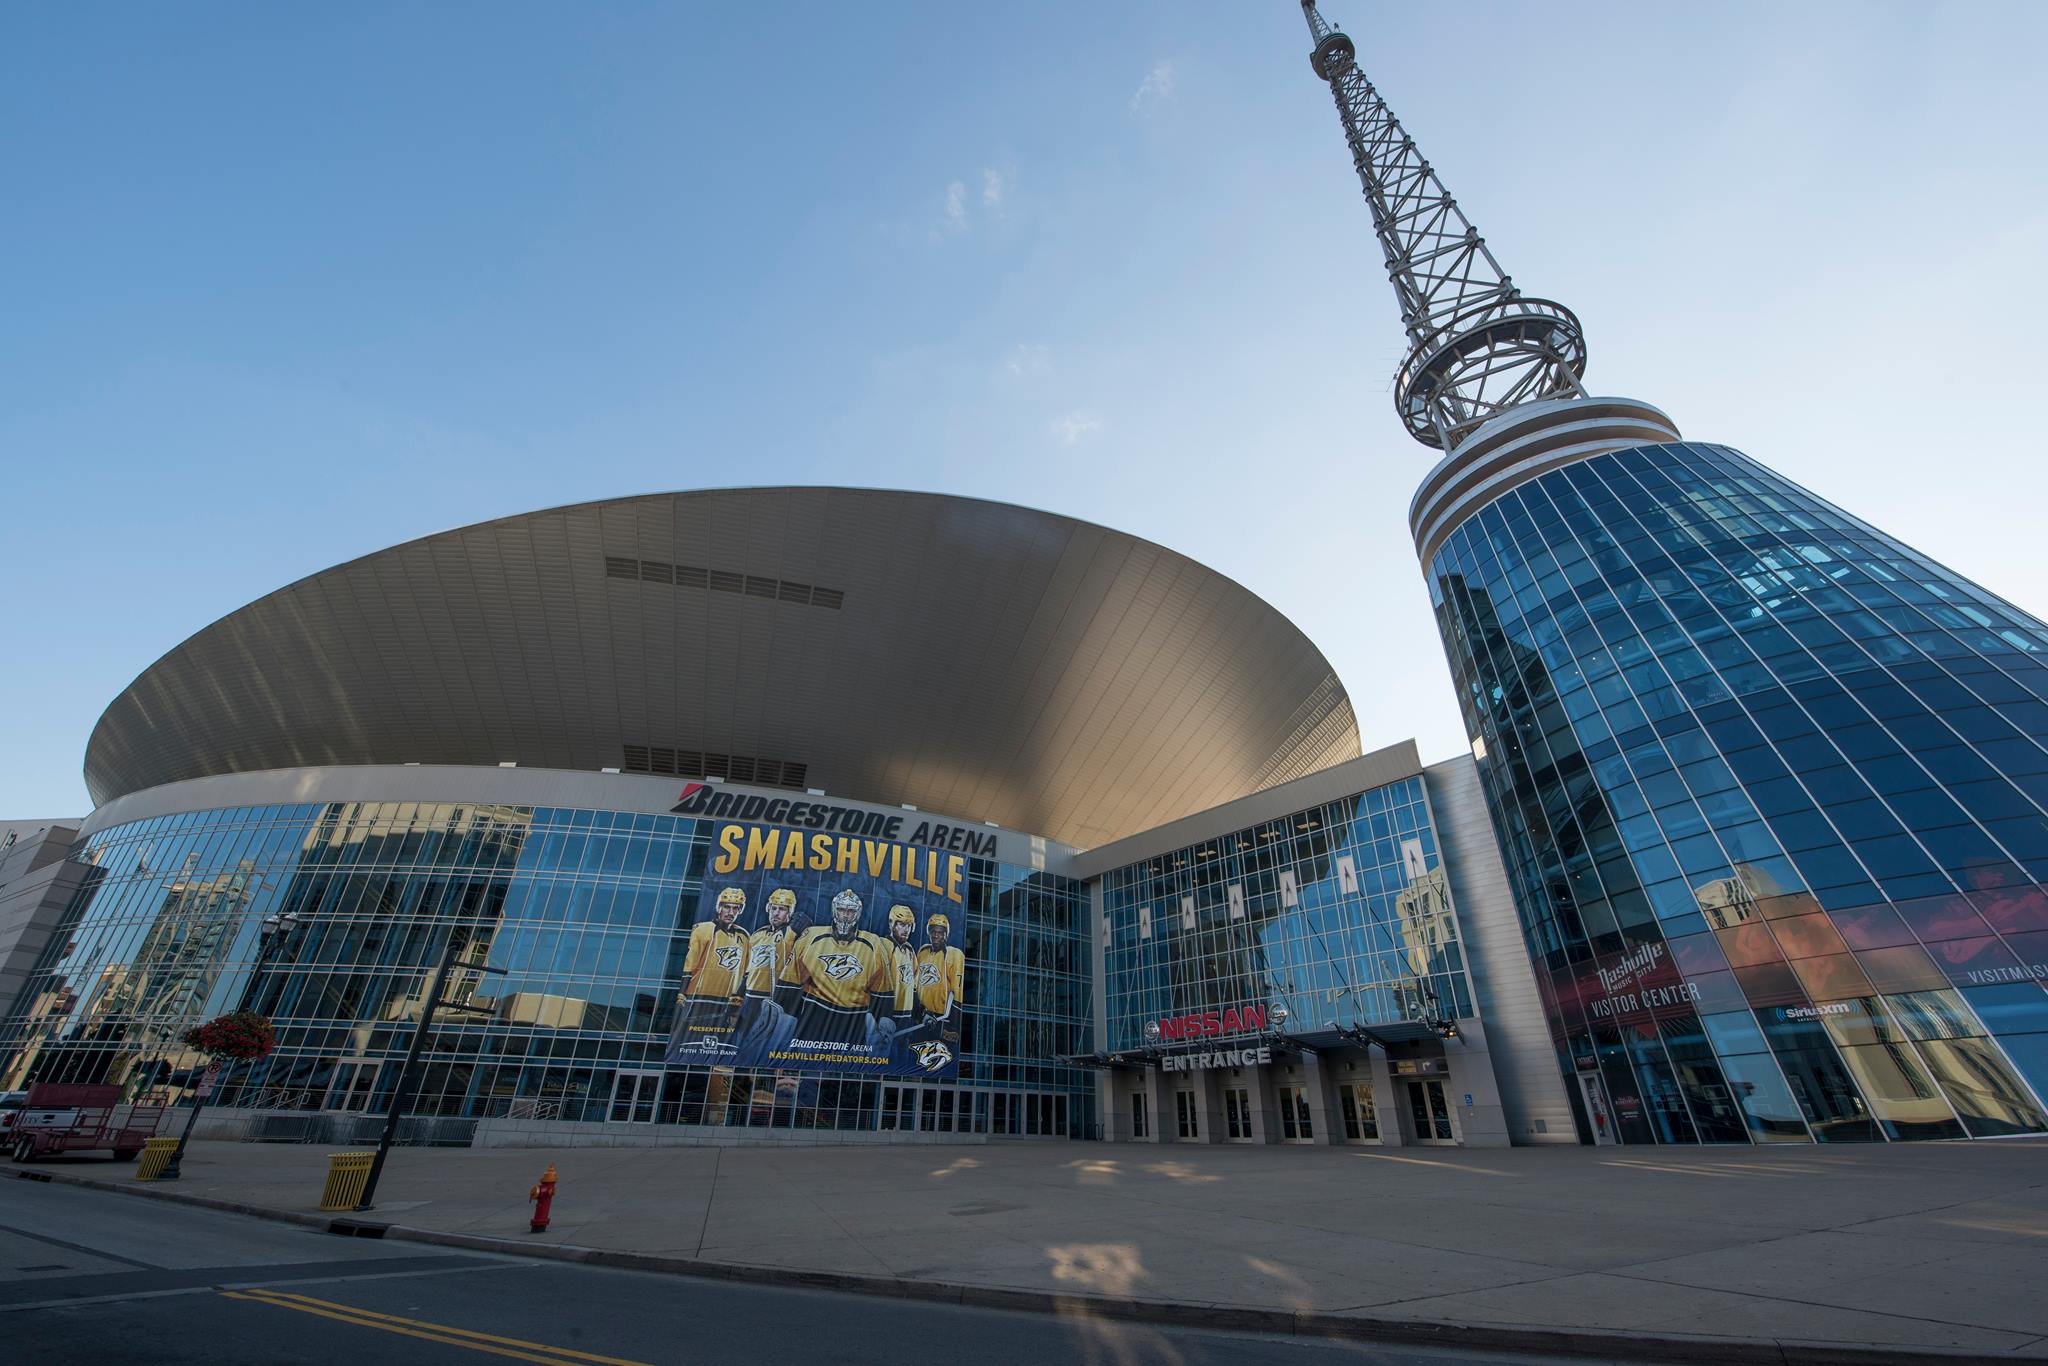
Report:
830,888,863,935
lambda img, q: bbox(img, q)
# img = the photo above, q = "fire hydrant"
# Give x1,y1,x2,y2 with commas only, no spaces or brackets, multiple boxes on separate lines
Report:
528,1164,558,1233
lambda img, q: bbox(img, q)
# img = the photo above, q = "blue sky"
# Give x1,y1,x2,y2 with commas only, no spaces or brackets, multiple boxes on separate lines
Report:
5,2,2046,819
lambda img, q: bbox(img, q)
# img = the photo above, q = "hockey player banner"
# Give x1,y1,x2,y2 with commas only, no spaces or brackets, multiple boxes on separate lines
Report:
665,821,968,1079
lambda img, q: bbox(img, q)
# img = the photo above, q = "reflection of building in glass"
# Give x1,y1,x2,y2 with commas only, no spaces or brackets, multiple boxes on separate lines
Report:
1693,871,1762,932
0,982,77,1091
18,848,257,1093
1395,863,1455,979
130,856,255,1020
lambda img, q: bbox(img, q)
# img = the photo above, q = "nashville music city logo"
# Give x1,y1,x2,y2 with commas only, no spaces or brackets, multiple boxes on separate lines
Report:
1590,941,1699,1020
1597,942,1665,996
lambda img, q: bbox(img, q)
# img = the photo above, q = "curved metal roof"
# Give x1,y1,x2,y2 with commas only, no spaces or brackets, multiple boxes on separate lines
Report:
84,488,1360,848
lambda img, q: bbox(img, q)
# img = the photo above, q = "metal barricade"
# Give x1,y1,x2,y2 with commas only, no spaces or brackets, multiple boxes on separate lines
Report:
133,1136,180,1182
341,1115,478,1147
318,1151,376,1211
251,1113,332,1144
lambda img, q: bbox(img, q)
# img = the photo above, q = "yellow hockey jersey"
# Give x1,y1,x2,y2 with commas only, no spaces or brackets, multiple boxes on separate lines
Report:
889,940,918,1013
683,921,750,1000
781,926,894,1009
745,925,799,995
914,945,966,1016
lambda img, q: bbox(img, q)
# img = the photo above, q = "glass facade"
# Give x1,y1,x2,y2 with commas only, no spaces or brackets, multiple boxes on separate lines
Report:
1100,777,1474,1051
1430,439,2048,1143
0,801,1095,1137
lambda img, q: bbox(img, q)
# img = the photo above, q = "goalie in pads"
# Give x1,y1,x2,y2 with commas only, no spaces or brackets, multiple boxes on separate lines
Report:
779,888,895,1047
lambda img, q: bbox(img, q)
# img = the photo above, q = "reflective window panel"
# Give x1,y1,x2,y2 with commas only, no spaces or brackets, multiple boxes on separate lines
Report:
1429,441,2048,1142
0,802,1096,1136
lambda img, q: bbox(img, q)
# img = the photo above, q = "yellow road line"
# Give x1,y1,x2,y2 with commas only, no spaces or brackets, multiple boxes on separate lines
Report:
221,1290,653,1366
254,1290,655,1366
222,1292,579,1366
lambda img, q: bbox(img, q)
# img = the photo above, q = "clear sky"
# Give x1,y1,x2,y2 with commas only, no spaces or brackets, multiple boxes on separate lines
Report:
4,2,2046,820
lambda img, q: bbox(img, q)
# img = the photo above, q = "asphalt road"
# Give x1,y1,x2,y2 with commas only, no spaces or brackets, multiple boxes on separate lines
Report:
0,1175,1648,1366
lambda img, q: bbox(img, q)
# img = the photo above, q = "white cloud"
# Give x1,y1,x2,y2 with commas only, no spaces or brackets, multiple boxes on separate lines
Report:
1006,344,1050,378
1053,410,1101,446
929,165,1011,239
1130,60,1176,113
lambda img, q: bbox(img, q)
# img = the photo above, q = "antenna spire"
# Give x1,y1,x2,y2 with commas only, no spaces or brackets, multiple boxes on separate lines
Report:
1302,1,1587,450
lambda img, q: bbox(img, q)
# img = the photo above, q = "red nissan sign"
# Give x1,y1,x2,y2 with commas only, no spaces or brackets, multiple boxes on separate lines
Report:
1153,1005,1267,1041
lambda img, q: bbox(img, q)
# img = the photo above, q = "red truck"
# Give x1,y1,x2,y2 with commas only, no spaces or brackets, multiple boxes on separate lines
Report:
5,1083,166,1162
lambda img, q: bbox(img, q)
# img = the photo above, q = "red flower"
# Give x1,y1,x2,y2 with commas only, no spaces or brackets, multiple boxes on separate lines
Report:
182,1011,277,1061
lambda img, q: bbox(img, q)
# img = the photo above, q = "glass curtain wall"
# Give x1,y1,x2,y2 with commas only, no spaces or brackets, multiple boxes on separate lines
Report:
1101,777,1474,1051
0,802,1095,1136
1429,440,2048,1143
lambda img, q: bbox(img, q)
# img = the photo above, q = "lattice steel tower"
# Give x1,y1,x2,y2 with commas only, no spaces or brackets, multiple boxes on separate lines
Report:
1301,0,1587,450
1301,0,2048,1147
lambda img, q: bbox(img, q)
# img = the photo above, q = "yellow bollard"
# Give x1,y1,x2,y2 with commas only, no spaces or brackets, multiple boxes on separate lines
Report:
134,1136,180,1182
318,1151,377,1211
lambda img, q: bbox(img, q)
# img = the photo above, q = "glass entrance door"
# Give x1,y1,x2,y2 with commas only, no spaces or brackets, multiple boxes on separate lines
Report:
1223,1086,1251,1140
1277,1085,1313,1141
881,1085,922,1132
608,1069,662,1122
1405,1079,1455,1143
1174,1089,1199,1140
1340,1081,1378,1142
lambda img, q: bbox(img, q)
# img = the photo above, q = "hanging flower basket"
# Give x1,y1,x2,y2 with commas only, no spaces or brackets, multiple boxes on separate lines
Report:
182,1011,277,1062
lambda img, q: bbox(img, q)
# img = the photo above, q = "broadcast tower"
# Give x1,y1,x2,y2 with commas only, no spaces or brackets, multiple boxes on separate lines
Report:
1301,1,2048,1144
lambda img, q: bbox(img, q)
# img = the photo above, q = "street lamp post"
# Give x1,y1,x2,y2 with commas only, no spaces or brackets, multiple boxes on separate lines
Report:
353,930,503,1212
157,909,301,1182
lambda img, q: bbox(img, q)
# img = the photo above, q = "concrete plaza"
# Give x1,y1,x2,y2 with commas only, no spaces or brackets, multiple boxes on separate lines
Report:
28,1136,2048,1361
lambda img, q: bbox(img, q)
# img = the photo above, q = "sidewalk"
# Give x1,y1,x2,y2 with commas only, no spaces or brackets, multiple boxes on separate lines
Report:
21,1136,2048,1362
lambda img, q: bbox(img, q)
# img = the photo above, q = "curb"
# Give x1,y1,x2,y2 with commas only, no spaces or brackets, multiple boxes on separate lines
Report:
6,1166,2026,1366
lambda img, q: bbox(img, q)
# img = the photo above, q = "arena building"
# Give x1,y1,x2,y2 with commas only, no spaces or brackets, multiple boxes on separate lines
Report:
0,487,1578,1150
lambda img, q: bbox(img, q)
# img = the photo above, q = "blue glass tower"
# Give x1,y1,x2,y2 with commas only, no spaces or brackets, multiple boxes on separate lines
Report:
1304,2,2048,1142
